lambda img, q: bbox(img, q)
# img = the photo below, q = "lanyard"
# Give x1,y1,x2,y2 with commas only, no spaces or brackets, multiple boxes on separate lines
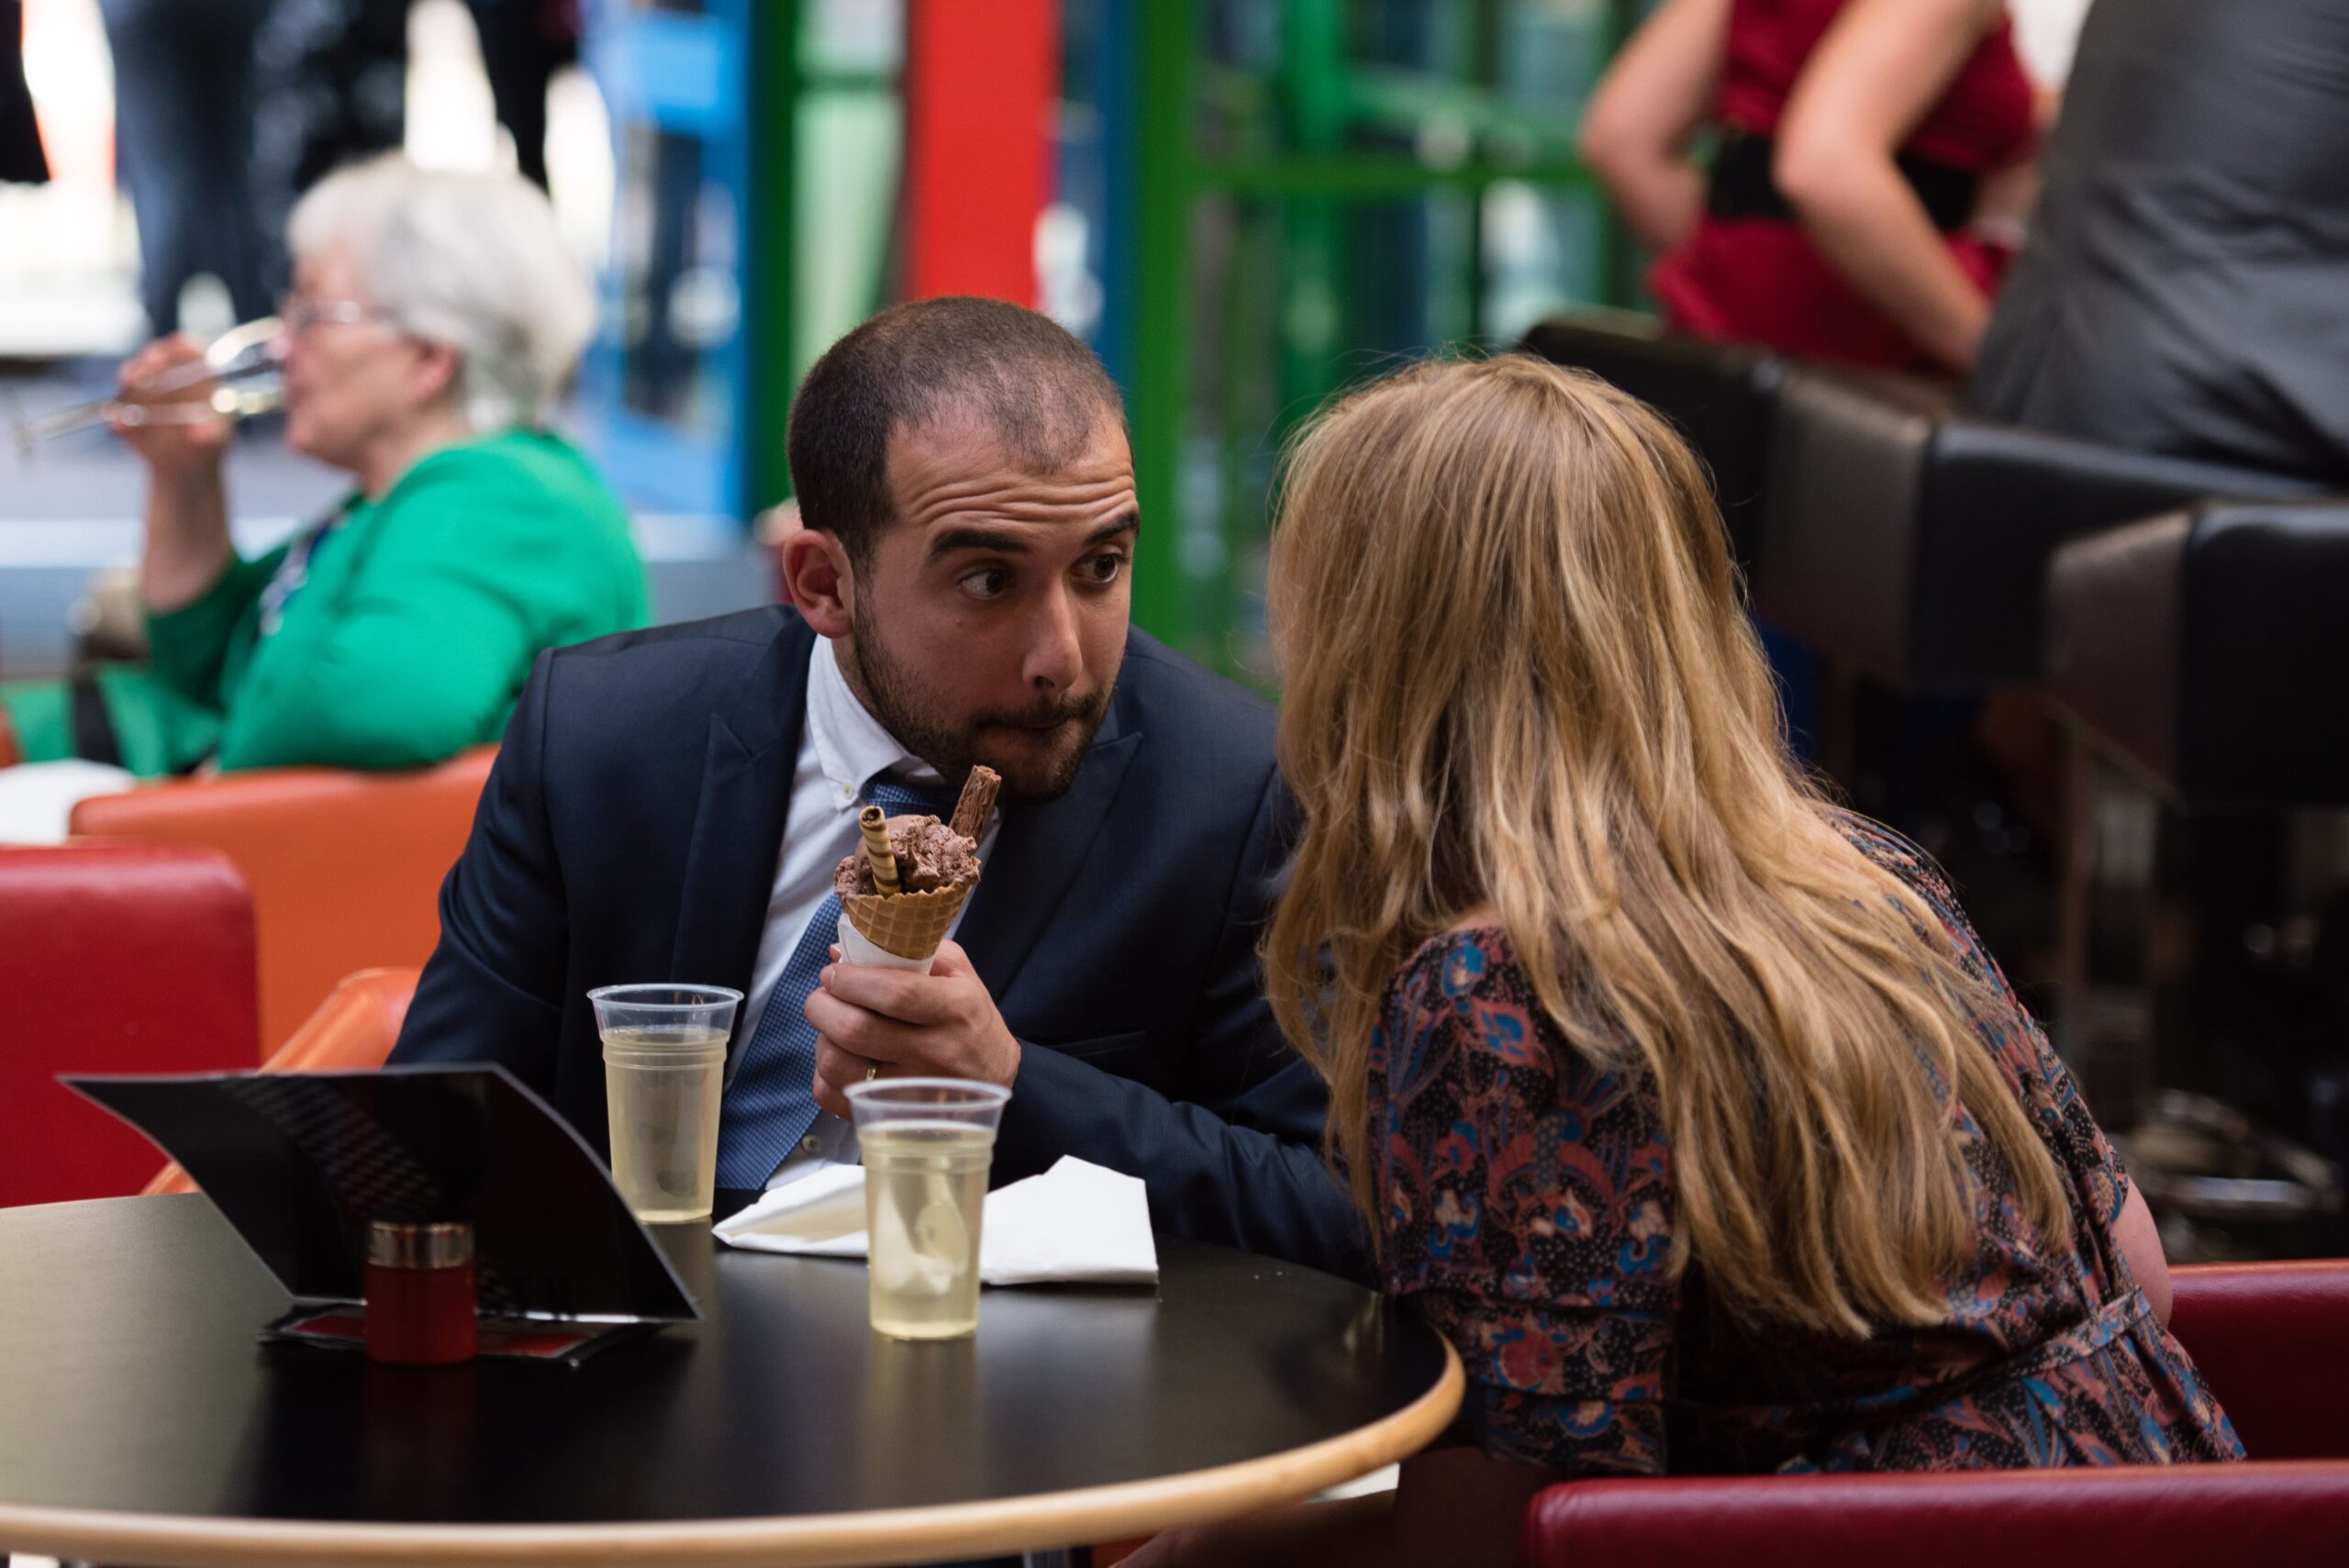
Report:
256,500,354,638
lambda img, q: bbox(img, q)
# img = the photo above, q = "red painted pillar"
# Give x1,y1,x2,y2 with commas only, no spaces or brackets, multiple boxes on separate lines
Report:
903,0,1059,306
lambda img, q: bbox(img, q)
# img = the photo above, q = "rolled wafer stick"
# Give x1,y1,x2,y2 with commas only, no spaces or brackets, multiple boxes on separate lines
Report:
857,805,901,894
949,764,1002,842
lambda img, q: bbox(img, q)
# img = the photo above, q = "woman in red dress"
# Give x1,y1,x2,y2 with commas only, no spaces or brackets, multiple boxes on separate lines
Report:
1579,0,2038,374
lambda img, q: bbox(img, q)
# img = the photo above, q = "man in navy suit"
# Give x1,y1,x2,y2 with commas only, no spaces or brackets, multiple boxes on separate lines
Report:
391,298,1365,1280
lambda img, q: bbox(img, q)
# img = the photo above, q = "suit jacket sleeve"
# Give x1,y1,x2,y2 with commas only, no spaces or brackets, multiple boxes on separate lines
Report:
990,771,1373,1284
387,649,569,1090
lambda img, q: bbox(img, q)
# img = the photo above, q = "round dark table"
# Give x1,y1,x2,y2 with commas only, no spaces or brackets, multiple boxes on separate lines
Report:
0,1195,1459,1567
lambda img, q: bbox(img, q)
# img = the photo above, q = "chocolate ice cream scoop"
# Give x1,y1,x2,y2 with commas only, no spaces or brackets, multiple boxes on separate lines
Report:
833,814,979,898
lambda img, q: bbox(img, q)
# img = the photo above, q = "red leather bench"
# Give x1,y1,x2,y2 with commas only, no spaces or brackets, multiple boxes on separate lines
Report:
0,842,260,1207
1524,1461,2349,1565
2166,1260,2349,1462
1524,1260,2349,1566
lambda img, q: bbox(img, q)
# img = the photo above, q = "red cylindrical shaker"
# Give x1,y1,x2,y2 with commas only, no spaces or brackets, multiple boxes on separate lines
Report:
363,1220,478,1366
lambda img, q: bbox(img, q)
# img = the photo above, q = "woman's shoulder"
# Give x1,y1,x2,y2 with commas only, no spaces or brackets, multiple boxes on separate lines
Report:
1828,806,2028,1024
1828,808,1963,912
397,429,618,505
386,431,636,546
1380,924,1575,1090
1389,924,1533,1021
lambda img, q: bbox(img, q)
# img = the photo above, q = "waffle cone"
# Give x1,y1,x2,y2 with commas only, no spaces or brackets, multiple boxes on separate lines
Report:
841,881,974,962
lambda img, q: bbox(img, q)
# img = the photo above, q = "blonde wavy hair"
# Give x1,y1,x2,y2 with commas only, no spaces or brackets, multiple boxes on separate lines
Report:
1264,355,2068,1338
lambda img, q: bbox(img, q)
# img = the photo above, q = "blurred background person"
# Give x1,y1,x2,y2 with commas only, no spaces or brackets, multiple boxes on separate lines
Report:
0,153,646,780
251,0,411,301
1970,0,2349,484
1131,357,2239,1566
0,0,46,187
465,0,579,191
96,0,276,337
1580,0,2039,375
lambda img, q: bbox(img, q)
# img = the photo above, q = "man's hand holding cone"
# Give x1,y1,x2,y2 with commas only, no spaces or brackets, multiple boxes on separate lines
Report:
805,939,1019,1118
814,766,1019,1104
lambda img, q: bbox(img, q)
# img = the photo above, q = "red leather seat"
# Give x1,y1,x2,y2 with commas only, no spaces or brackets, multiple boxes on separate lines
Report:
2167,1261,2349,1462
1524,1260,2349,1566
0,842,260,1207
1524,1463,2349,1565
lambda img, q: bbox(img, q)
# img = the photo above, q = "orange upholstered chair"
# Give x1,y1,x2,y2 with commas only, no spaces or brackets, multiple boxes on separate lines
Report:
0,842,261,1206
143,966,419,1197
70,749,492,1051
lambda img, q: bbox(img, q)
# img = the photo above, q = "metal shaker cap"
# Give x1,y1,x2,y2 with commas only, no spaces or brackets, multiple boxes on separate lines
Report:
366,1219,474,1270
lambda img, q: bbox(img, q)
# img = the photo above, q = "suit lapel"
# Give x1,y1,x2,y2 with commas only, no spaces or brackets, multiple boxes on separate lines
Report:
668,620,812,1029
959,709,1141,998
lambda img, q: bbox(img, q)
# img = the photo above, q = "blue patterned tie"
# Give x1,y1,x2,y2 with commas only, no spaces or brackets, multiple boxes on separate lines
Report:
714,778,961,1189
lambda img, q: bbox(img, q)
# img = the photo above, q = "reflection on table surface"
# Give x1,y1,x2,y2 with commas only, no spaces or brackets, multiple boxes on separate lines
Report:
0,1195,1445,1529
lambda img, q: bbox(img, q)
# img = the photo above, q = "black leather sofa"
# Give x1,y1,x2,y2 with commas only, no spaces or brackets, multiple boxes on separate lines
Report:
2047,501,2349,809
2043,500,2349,1223
1518,312,1783,569
1753,366,2320,695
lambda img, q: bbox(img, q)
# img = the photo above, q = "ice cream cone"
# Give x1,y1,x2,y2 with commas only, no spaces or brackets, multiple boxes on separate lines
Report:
841,882,974,962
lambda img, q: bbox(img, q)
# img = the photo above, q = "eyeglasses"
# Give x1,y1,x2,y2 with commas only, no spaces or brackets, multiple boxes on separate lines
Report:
277,295,397,338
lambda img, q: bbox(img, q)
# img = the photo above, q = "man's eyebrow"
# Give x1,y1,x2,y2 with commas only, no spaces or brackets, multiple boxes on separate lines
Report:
927,526,1031,562
1085,512,1141,549
925,512,1140,563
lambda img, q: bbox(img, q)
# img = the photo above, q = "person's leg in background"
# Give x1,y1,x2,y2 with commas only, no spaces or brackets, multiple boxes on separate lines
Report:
0,0,52,186
467,0,576,190
186,0,280,325
248,0,409,303
97,0,277,337
100,0,197,337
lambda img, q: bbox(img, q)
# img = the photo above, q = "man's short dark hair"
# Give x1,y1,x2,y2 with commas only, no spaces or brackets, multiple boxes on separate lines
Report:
785,296,1128,565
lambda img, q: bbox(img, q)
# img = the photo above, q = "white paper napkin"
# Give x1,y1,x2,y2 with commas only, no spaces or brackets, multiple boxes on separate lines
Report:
714,1155,1159,1285
0,760,137,844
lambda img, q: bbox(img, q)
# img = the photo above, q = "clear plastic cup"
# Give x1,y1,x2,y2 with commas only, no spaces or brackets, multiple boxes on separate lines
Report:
588,984,741,1223
843,1078,1012,1340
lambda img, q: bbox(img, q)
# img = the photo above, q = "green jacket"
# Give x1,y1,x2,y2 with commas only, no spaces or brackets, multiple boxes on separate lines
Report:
139,428,648,773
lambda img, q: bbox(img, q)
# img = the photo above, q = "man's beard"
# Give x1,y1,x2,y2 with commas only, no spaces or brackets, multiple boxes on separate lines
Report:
845,600,1114,805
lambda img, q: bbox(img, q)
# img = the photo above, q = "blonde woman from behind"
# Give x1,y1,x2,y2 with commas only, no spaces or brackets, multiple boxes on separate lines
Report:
1127,356,2240,1568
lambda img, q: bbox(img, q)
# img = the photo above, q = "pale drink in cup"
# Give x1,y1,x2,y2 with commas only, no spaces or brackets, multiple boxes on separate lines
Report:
588,984,740,1222
844,1078,1010,1339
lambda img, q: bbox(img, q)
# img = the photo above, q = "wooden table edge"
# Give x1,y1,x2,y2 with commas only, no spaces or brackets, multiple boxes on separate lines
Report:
0,1341,1463,1568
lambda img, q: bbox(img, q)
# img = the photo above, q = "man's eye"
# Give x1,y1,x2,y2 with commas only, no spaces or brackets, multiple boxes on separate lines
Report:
958,568,1011,600
1082,552,1127,584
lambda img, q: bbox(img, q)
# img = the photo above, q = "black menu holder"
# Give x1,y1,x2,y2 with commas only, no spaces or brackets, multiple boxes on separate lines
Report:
65,1064,698,1323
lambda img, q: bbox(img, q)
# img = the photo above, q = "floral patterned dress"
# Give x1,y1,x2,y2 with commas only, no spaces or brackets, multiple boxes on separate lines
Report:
1370,817,2243,1475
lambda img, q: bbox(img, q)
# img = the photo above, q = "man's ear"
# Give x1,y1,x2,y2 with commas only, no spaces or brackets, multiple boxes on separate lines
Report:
781,525,856,638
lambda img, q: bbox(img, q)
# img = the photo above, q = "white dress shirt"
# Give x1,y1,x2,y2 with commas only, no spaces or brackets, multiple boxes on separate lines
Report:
739,637,998,1190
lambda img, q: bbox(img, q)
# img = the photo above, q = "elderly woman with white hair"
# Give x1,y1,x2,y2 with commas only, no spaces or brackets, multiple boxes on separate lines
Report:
0,154,647,777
